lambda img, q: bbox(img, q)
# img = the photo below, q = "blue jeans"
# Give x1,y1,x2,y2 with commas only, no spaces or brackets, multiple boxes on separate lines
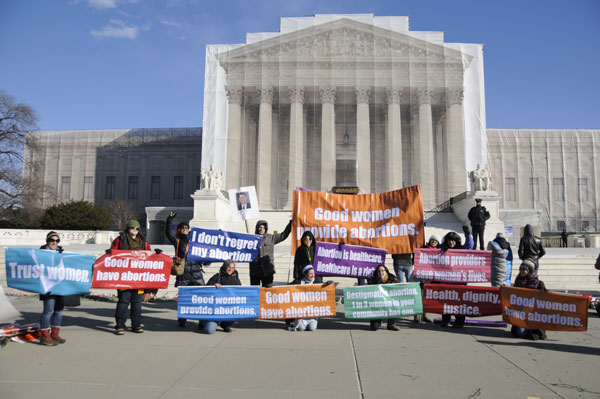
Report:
394,265,413,283
41,296,64,329
203,321,233,334
115,290,142,330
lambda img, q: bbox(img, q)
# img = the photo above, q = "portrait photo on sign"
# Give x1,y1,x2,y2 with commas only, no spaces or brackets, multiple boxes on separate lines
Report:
228,186,259,221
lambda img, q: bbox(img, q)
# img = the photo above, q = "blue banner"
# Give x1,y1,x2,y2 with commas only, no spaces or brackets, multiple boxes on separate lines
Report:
177,286,260,321
6,248,96,295
187,228,261,263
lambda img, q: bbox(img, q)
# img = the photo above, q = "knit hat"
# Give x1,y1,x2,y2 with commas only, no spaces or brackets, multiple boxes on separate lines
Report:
46,231,59,242
177,221,190,230
429,234,441,244
127,220,141,229
496,232,504,239
302,265,314,275
520,259,535,274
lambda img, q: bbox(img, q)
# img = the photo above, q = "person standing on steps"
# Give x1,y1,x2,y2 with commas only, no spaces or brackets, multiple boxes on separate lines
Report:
468,198,490,250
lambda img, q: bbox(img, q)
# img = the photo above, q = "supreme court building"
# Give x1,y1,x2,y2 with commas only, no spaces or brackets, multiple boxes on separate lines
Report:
25,14,600,233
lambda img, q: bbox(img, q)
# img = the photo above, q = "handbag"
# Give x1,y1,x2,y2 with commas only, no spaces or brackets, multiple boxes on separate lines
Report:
170,238,187,276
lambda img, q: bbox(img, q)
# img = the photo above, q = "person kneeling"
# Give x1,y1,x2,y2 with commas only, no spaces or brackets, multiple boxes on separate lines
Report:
290,265,322,332
510,260,547,341
203,260,241,334
369,265,400,331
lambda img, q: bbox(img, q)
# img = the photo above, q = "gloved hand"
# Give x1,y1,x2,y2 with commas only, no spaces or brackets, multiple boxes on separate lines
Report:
58,248,64,253
105,249,112,255
155,248,163,255
322,281,334,287
168,211,177,219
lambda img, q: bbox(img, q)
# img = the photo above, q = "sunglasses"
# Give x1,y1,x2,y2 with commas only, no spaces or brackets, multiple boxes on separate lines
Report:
48,239,60,243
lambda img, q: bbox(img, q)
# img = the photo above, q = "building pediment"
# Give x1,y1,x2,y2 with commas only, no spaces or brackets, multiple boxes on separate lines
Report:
219,18,469,67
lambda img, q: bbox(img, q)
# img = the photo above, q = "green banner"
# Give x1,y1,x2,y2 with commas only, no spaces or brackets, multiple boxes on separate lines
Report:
343,283,423,319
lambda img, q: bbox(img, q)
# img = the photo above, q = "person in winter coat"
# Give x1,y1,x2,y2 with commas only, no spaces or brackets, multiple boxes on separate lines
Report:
368,265,400,331
439,232,466,328
289,265,324,331
165,211,210,328
511,259,547,340
250,219,292,287
425,235,441,249
461,225,475,250
204,259,242,334
518,224,546,271
487,232,513,287
293,231,315,284
468,198,490,250
38,232,66,346
109,220,156,335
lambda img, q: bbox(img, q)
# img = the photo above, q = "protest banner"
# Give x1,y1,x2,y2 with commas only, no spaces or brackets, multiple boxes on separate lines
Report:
177,286,260,321
259,284,336,320
422,284,502,316
292,186,424,254
91,250,172,289
344,283,423,319
414,248,492,283
5,248,95,295
186,228,261,263
313,242,386,278
501,287,588,331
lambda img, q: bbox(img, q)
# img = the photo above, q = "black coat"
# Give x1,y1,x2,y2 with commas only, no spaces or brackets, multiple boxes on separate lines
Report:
518,225,546,262
293,231,316,282
207,270,242,286
165,216,208,287
468,205,490,227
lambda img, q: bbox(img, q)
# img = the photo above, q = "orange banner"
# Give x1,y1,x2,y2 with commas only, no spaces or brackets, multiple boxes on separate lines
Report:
500,287,588,332
259,284,336,320
292,186,424,254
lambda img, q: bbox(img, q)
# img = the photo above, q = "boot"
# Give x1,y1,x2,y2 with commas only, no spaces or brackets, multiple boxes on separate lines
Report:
40,329,57,346
51,327,65,344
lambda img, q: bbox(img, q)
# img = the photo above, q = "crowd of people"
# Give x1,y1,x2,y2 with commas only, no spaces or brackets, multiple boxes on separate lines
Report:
34,198,554,345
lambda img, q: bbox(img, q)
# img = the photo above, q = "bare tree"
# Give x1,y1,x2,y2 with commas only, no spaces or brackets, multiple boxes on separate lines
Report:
0,90,43,225
105,199,140,230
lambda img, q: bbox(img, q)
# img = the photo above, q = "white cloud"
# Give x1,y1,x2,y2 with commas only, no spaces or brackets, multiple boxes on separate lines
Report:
88,0,117,9
90,19,138,39
159,19,182,28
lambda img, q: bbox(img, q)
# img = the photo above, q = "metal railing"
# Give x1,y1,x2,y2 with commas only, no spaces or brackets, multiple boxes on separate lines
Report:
424,191,469,220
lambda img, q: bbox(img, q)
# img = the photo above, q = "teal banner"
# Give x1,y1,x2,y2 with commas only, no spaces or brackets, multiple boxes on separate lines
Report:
343,283,423,319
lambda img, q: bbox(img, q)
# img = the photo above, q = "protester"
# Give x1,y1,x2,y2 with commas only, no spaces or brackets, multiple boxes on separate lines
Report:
250,219,292,287
439,232,466,328
165,211,210,329
292,231,316,284
468,198,490,250
461,225,475,250
487,232,513,287
38,232,66,346
518,224,546,271
511,259,547,340
425,235,441,249
368,265,400,331
289,265,323,332
561,228,568,248
109,220,157,335
204,259,242,334
392,253,413,283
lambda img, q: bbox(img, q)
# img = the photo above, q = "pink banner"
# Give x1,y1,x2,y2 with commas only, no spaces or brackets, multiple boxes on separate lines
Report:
91,250,172,289
414,248,492,283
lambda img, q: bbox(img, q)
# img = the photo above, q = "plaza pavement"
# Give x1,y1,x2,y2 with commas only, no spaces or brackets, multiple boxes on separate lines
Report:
1,296,599,399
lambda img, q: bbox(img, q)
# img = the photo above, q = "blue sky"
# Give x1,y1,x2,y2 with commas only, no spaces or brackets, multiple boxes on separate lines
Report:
1,0,599,130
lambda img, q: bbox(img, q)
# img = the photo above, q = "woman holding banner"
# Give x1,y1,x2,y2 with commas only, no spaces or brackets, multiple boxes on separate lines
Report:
204,259,242,334
439,232,466,329
511,260,547,340
289,265,324,332
38,231,66,346
292,231,316,284
165,212,210,329
109,220,153,335
368,265,400,331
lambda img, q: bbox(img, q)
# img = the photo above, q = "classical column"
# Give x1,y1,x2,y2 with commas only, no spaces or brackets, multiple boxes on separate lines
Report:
225,86,243,189
410,104,420,186
385,88,403,191
445,87,467,196
256,86,274,209
434,114,446,203
355,87,371,193
319,87,336,192
417,88,435,208
286,87,305,208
